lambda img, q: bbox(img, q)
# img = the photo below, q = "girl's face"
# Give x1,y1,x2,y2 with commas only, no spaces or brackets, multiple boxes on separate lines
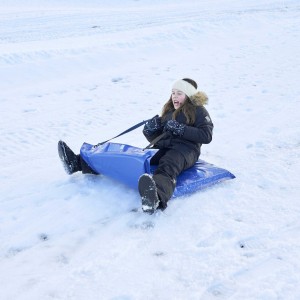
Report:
171,89,187,110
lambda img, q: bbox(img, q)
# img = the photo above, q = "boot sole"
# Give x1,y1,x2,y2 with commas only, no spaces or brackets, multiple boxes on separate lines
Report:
138,174,159,214
58,140,73,175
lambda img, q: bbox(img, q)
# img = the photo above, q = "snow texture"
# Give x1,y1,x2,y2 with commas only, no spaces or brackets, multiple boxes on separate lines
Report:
0,0,300,299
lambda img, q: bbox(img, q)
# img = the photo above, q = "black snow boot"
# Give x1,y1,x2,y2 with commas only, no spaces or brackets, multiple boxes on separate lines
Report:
58,140,81,175
138,174,160,214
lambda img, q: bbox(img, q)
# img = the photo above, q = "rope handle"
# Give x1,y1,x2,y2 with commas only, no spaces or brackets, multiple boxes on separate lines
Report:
94,118,152,148
142,132,167,150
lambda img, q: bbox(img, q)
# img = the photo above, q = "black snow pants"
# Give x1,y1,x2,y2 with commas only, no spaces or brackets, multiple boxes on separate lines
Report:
150,148,198,209
80,156,98,175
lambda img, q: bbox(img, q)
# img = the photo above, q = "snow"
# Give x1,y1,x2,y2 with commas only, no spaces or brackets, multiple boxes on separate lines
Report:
0,0,300,299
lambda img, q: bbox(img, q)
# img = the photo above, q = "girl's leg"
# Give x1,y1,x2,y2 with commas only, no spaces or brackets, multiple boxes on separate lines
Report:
80,156,98,175
58,141,98,175
152,149,187,209
150,149,168,165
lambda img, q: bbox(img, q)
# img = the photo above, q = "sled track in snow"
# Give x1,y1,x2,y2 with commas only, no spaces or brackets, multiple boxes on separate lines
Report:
0,7,204,65
0,9,202,44
0,5,298,65
0,5,295,43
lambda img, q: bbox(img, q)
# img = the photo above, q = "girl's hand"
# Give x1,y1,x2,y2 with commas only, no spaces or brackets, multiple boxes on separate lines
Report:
164,120,186,136
143,115,162,136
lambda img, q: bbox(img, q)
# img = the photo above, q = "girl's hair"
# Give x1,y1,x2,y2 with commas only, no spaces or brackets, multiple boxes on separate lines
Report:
161,78,198,125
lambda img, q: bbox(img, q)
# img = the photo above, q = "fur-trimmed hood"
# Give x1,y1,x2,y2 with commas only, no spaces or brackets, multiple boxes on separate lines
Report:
190,91,208,106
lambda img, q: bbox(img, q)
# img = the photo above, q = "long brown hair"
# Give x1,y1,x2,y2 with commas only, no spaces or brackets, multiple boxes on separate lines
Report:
161,78,198,125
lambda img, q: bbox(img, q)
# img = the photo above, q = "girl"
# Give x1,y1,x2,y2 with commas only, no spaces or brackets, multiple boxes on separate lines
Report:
58,78,213,214
138,78,213,214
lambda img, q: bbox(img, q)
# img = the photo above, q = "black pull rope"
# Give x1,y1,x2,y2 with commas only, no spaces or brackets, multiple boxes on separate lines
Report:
94,118,152,147
143,132,167,150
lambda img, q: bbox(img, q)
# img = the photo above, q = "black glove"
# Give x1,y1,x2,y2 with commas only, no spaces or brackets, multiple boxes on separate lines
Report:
164,120,186,136
143,115,162,136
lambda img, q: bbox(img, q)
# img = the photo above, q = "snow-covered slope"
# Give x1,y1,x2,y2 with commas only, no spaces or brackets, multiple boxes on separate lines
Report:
0,0,299,299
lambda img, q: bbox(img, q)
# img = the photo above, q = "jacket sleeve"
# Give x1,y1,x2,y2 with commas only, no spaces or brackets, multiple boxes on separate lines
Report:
182,107,213,144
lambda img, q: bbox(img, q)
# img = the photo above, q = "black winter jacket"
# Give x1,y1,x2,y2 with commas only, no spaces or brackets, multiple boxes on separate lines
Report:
143,106,213,163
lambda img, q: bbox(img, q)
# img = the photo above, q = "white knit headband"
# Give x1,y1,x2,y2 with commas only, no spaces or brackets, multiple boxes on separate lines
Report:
172,79,197,97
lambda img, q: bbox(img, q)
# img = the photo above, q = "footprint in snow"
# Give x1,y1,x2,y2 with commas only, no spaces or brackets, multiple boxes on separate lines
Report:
39,233,49,241
238,236,265,250
201,282,236,299
6,247,25,258
111,77,123,83
130,220,155,230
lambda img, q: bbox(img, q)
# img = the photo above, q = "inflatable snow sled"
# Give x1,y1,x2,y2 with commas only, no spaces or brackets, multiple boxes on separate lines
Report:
80,142,235,198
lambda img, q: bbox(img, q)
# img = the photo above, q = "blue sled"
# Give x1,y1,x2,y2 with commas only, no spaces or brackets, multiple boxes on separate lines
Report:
80,142,235,198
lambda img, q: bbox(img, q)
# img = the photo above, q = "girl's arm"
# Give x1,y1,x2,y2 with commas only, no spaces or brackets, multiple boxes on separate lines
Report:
182,107,213,144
